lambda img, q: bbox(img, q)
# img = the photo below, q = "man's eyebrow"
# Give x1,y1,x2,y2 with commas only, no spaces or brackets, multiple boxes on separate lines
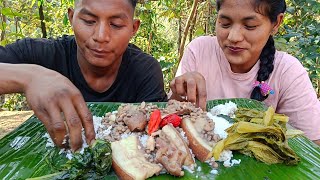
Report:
110,13,129,20
243,16,257,21
79,8,98,18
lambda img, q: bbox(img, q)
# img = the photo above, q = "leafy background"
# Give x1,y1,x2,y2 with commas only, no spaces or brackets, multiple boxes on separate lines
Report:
0,0,319,110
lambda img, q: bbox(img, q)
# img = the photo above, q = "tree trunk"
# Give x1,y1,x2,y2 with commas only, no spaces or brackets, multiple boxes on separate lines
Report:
189,10,197,42
39,3,47,38
1,0,7,41
176,0,199,74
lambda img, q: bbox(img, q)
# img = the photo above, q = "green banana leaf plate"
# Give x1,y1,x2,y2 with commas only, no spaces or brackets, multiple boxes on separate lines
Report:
0,98,320,179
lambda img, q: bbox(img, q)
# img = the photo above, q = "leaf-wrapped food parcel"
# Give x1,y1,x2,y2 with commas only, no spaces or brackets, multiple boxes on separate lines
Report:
28,139,112,180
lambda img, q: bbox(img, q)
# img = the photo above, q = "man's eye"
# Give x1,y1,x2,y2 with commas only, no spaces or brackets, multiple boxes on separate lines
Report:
82,19,95,25
111,23,123,29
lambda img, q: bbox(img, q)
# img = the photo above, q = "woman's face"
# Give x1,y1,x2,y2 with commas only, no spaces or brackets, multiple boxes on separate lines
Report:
216,0,277,73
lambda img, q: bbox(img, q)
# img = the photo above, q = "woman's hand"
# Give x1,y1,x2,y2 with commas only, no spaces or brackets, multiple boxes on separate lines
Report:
24,66,95,151
169,72,207,110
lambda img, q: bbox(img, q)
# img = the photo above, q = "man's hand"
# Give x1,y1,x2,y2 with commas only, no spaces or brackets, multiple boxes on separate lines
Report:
313,139,320,146
169,72,207,110
24,66,95,151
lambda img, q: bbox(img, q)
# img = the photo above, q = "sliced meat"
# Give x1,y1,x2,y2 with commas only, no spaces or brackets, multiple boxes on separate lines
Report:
118,104,148,132
155,133,186,176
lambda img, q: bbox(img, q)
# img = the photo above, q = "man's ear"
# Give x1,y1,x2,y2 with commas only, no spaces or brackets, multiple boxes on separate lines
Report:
68,8,74,26
271,13,284,35
132,19,141,37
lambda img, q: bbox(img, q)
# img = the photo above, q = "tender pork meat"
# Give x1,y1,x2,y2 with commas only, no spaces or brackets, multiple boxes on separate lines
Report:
117,104,147,132
155,133,186,176
187,112,221,146
162,100,202,116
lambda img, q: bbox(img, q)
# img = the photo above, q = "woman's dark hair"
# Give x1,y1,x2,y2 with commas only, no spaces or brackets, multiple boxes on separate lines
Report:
216,0,286,101
75,0,137,8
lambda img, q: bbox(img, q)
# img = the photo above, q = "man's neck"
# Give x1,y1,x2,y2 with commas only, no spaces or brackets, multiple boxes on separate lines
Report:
77,54,122,93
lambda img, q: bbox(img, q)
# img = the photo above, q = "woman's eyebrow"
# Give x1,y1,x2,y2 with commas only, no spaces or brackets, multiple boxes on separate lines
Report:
218,14,257,21
218,14,231,20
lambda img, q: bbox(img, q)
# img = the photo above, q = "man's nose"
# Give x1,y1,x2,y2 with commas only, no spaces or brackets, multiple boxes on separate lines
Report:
227,25,244,43
93,23,111,43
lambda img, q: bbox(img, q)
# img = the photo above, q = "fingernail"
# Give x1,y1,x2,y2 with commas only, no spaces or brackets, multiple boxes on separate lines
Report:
90,139,96,146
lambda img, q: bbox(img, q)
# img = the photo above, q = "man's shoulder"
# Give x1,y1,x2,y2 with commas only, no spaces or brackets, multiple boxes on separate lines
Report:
125,44,158,64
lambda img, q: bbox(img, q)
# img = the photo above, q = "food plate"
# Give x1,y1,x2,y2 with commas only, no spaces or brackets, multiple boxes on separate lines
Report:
0,98,320,179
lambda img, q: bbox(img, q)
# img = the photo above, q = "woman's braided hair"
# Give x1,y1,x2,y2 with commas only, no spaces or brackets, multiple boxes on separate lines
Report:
216,0,286,101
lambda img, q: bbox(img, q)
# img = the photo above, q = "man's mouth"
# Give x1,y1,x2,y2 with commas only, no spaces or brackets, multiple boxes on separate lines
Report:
90,48,110,57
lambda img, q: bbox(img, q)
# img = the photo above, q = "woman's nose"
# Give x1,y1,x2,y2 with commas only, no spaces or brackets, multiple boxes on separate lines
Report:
227,25,244,43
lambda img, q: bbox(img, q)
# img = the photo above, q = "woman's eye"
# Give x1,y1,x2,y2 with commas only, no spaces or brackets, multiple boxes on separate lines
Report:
245,25,257,30
221,24,231,28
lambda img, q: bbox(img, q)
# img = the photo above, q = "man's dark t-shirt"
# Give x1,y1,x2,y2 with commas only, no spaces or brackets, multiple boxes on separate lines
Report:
0,35,167,102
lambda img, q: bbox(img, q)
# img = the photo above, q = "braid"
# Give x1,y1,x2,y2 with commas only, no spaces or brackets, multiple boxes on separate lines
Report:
250,36,276,101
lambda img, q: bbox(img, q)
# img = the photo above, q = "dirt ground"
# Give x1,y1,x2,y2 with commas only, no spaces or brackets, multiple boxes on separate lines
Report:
0,111,34,139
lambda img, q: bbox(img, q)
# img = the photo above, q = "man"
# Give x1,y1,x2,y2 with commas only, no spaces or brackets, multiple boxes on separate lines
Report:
0,0,167,151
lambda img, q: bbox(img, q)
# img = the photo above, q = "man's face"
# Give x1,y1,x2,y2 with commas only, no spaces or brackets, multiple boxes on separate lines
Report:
68,0,140,68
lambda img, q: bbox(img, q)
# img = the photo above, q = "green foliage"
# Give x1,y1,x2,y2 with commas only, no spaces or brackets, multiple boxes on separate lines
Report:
1,94,29,111
0,0,319,111
276,0,320,96
29,139,113,180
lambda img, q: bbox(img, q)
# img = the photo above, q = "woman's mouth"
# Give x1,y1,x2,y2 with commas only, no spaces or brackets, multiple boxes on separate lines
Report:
227,46,245,53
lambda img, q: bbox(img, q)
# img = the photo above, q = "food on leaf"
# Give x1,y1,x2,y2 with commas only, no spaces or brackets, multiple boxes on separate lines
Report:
212,107,300,165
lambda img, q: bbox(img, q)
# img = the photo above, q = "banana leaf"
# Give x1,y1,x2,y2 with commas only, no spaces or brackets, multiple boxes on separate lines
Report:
1,98,320,179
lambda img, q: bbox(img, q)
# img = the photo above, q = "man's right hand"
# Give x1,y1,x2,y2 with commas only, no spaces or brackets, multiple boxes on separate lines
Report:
23,65,95,151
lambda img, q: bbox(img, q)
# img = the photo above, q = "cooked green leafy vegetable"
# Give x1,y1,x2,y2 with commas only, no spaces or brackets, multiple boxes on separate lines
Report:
212,107,300,165
27,139,112,180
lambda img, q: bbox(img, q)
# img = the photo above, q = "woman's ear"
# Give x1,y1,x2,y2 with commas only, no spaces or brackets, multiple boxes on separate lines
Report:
271,13,284,35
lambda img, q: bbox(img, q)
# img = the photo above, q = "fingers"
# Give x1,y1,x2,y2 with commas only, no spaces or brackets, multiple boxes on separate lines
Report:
186,78,197,104
59,98,83,151
196,76,207,110
170,72,207,109
173,77,187,96
73,93,95,146
36,104,67,149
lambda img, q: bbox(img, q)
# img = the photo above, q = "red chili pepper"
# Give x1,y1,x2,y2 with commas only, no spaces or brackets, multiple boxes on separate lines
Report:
159,114,182,128
148,110,162,135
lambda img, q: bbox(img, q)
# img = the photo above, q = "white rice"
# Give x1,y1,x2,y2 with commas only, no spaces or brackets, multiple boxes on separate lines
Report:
206,113,232,139
210,101,237,118
43,115,105,159
207,101,241,167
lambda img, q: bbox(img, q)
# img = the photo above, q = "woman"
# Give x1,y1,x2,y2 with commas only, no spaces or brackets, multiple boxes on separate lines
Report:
170,0,320,144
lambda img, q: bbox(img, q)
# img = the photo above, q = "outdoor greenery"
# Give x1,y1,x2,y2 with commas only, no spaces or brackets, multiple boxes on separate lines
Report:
0,0,319,110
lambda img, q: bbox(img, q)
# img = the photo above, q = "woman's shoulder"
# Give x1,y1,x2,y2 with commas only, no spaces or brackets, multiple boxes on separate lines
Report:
274,51,304,70
188,35,218,48
273,51,307,79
